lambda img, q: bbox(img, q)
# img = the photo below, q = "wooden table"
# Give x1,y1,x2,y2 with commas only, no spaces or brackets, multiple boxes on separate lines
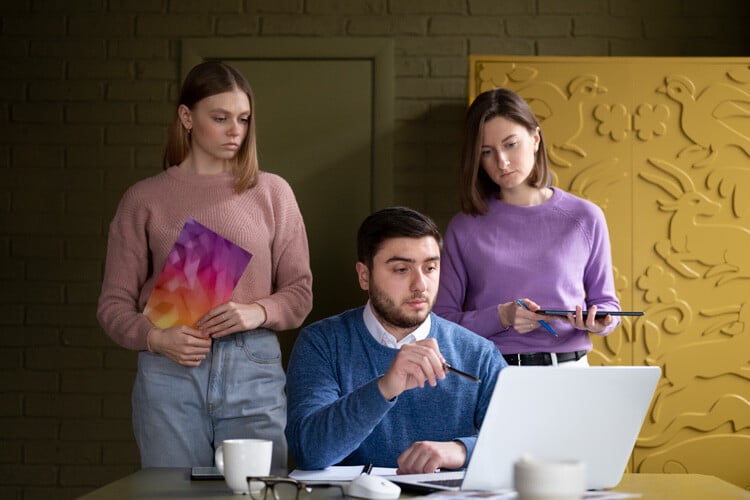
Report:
79,468,750,499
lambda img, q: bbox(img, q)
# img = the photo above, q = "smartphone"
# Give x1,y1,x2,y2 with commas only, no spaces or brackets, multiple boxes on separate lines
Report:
537,310,644,317
190,466,223,480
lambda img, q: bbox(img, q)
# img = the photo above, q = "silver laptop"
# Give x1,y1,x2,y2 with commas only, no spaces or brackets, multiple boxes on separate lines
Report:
387,365,660,492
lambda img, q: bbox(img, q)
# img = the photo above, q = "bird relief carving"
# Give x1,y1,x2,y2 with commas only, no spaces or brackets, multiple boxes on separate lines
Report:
517,74,607,167
658,74,750,168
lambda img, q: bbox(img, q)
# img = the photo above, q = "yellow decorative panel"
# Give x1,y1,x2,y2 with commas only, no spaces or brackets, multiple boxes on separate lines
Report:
469,56,750,490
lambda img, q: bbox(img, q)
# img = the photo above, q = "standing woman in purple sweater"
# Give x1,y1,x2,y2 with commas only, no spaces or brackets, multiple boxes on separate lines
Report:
433,88,620,367
97,61,312,473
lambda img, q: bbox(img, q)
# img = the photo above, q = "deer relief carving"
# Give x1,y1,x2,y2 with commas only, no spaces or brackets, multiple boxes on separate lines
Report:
639,157,750,286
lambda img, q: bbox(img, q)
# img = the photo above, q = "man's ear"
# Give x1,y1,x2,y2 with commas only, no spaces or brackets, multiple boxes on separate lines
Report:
355,262,370,291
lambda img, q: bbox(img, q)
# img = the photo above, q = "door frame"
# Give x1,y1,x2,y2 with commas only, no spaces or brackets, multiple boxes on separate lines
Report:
181,36,394,209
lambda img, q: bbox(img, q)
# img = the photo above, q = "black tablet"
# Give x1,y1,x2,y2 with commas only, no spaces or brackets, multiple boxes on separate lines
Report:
537,310,644,317
190,466,223,480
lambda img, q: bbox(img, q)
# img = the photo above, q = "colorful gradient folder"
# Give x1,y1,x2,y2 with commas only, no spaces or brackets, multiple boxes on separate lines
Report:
143,217,252,329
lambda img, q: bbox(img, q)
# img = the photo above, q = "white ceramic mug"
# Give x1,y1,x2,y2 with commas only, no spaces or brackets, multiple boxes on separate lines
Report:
513,455,586,500
215,439,273,495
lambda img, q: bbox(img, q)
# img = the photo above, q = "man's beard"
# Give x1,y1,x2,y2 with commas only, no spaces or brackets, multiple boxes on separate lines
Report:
369,281,431,330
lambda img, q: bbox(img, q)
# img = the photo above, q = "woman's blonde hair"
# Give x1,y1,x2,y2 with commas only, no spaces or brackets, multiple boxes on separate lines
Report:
163,61,259,192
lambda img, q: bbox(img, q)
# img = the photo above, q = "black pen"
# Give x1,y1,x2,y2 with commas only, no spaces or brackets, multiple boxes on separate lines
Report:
444,363,482,383
362,463,373,475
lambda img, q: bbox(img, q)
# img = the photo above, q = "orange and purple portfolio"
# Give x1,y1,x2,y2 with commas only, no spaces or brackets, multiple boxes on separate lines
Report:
143,217,252,329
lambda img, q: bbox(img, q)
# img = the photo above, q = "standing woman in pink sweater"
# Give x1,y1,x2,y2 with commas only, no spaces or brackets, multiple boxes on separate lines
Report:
97,61,313,474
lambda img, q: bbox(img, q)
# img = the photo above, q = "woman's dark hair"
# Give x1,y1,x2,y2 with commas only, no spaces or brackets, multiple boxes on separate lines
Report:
357,207,442,269
459,88,552,215
163,61,259,192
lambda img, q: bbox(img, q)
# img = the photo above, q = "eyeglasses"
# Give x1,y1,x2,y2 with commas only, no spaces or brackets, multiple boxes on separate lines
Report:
247,477,346,500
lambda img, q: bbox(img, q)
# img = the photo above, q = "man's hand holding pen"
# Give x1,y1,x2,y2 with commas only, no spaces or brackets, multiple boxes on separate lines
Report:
377,339,446,401
377,339,480,401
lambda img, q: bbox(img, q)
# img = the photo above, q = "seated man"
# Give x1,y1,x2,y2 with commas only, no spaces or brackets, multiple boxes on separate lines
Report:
285,207,507,473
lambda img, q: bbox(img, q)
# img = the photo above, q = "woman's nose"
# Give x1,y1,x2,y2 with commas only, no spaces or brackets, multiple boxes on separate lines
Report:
228,121,242,136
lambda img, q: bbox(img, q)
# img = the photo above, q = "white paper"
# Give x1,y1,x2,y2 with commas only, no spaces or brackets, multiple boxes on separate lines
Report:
290,466,399,482
419,491,640,500
420,491,516,499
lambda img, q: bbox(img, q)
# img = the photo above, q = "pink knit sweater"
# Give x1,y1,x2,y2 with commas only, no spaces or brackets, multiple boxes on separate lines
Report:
97,167,313,351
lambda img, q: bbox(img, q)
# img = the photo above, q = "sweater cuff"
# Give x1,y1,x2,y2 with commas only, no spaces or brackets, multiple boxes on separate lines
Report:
137,316,156,352
255,298,277,329
367,377,398,407
455,437,477,467
591,314,621,336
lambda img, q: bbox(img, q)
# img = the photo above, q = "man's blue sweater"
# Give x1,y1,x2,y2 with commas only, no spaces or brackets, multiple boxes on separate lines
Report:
285,307,506,470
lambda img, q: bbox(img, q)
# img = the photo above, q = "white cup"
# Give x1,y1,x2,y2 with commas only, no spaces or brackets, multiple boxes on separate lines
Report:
215,439,273,495
513,455,586,500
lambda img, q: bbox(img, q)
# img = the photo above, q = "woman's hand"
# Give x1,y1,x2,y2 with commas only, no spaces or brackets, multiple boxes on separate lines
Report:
565,304,612,333
195,301,267,339
498,298,548,334
147,326,211,367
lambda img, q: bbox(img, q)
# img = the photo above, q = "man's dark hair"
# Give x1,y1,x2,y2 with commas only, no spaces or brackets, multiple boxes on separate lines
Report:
356,207,442,269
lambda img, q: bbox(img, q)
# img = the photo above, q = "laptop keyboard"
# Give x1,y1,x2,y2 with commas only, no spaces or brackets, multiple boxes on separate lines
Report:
422,478,464,487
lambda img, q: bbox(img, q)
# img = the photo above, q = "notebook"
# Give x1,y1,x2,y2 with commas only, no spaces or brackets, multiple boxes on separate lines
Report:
386,365,660,493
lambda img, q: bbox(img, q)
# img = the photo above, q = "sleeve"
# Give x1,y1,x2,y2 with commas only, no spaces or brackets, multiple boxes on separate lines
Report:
255,179,313,331
284,326,394,470
433,219,503,338
96,190,154,351
582,206,621,336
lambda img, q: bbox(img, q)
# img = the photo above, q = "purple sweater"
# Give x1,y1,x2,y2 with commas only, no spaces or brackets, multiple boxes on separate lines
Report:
434,188,620,355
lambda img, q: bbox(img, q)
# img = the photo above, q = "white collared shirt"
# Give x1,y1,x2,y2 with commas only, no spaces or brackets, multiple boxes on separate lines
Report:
362,300,431,349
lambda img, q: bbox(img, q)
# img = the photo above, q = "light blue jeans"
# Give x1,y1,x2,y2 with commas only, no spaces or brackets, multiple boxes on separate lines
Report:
132,328,288,474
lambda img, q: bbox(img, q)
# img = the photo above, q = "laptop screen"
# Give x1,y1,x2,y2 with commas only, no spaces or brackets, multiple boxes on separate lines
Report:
388,366,660,492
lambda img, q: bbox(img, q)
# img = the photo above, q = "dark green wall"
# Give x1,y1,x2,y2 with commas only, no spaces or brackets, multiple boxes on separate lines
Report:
1,0,748,498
